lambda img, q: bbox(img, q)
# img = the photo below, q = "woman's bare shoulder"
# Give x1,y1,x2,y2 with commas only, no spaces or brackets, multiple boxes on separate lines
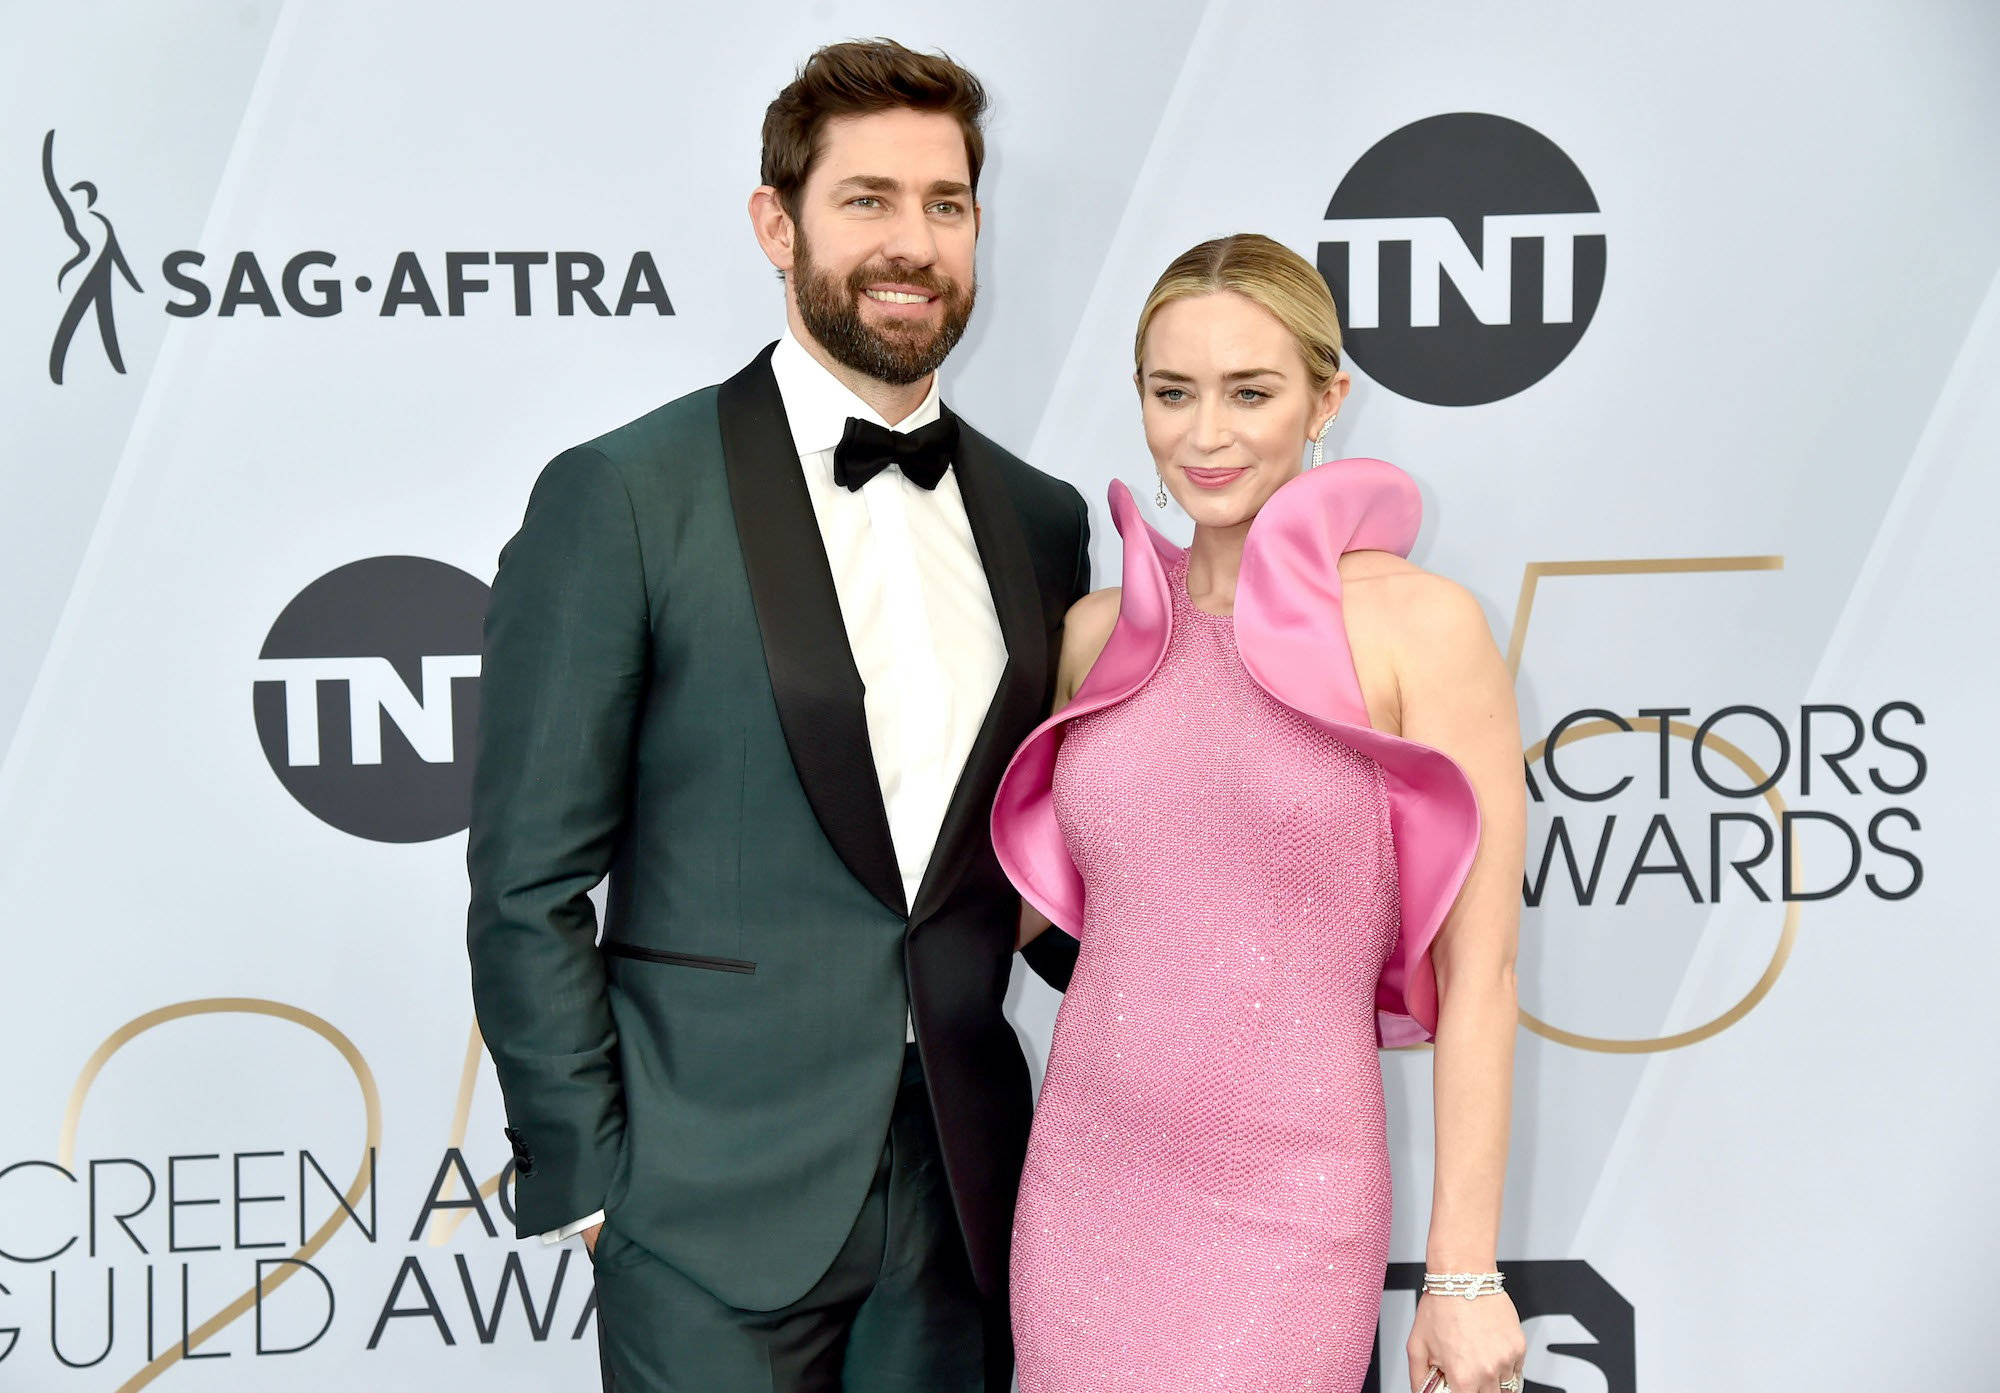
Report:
1339,552,1486,639
1062,587,1123,664
1065,586,1122,635
1055,587,1123,706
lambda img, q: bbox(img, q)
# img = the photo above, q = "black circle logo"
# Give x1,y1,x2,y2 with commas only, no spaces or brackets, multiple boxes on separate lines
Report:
1317,113,1606,407
253,556,490,843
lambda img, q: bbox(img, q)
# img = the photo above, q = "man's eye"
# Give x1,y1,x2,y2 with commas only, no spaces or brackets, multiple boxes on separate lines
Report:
930,202,963,216
850,196,881,209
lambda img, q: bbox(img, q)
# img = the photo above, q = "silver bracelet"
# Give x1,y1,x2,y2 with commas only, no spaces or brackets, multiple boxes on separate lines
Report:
1422,1270,1506,1300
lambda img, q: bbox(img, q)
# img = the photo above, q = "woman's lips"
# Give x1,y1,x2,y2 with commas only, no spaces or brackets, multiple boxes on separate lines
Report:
1182,466,1248,490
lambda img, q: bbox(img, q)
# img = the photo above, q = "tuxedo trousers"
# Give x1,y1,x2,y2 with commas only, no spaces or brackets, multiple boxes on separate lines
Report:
591,1045,1008,1393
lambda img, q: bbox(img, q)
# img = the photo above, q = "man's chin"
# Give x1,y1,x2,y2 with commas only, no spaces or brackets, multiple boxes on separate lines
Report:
856,306,934,332
854,322,950,369
856,299,945,334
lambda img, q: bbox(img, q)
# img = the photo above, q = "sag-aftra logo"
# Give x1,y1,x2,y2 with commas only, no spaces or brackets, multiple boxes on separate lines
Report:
41,129,674,386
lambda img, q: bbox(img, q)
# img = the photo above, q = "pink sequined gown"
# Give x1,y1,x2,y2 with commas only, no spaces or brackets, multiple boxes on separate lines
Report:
1010,552,1398,1391
994,463,1482,1393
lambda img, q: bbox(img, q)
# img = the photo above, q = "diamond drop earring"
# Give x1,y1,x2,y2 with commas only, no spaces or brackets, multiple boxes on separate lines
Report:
1309,414,1337,469
1155,474,1169,509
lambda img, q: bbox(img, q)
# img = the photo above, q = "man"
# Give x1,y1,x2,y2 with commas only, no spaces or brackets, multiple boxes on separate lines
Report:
466,39,1087,1393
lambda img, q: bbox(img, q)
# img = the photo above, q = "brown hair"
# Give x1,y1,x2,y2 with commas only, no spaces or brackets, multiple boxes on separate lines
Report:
761,39,989,218
1134,234,1344,393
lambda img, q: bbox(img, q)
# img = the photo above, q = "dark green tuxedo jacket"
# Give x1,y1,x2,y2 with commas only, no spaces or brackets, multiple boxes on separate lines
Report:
466,345,1087,1312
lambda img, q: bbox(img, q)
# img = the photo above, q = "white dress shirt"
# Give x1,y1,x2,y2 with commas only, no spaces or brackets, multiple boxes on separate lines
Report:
546,332,1007,1243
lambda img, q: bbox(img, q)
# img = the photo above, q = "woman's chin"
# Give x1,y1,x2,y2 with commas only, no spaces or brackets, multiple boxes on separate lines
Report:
1175,498,1257,530
1173,474,1287,530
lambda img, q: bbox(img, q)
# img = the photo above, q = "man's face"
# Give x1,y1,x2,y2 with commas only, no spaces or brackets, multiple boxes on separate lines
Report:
787,108,978,386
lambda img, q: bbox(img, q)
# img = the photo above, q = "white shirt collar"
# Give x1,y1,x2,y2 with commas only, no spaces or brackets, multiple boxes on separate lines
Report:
770,329,943,461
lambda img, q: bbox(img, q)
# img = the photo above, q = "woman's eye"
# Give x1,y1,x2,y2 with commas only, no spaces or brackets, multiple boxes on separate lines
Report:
1156,388,1187,404
1236,388,1269,402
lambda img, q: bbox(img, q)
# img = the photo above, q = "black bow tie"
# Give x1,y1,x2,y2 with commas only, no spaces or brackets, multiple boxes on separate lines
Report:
832,412,958,492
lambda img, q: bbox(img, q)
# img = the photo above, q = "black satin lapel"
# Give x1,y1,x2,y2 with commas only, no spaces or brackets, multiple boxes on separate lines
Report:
909,419,1050,928
719,346,906,918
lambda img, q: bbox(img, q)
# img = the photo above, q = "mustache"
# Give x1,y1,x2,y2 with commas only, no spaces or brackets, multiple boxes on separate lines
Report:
843,262,960,301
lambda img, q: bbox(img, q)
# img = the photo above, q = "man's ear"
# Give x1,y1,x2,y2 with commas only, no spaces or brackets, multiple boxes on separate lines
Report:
749,186,796,273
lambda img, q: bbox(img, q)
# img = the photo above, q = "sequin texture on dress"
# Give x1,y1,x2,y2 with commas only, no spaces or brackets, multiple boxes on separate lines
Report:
1010,552,1400,1392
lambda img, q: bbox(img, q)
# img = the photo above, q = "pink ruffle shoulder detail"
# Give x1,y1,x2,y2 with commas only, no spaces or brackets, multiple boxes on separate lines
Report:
990,458,1481,1046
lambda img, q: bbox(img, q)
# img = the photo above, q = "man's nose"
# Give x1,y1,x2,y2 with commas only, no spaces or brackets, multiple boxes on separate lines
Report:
878,202,939,268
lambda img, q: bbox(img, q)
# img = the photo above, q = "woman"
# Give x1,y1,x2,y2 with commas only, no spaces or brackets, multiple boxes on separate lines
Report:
993,234,1528,1393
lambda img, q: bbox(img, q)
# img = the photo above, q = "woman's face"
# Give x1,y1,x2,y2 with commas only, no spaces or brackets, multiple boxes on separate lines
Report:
1138,290,1347,530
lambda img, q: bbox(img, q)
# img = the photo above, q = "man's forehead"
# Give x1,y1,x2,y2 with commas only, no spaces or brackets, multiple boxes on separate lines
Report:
811,109,971,187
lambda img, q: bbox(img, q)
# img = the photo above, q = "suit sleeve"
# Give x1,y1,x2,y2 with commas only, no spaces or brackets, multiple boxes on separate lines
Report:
466,446,646,1237
1066,488,1093,606
1019,486,1090,994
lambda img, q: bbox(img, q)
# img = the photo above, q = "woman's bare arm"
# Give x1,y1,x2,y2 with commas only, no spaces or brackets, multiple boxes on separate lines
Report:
1015,588,1121,949
1393,575,1529,1392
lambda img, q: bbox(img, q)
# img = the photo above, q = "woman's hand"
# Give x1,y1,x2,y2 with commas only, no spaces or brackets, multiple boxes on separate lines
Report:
1408,1290,1527,1393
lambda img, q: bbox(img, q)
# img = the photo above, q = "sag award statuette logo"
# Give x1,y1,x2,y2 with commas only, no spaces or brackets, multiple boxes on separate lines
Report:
1318,113,1607,407
42,130,142,386
253,557,491,843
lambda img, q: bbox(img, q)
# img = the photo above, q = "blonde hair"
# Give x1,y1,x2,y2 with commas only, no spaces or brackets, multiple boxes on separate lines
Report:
1133,233,1343,393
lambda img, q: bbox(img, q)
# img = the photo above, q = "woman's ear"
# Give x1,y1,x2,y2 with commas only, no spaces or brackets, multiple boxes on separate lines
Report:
1313,370,1353,436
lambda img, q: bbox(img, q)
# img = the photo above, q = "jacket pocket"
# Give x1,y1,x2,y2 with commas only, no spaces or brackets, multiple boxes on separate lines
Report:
600,942,756,974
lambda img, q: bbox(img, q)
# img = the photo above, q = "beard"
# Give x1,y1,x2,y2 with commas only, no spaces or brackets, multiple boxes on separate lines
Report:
792,232,976,387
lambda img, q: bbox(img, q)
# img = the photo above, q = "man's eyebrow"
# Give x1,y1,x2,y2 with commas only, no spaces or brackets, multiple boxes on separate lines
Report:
828,175,973,199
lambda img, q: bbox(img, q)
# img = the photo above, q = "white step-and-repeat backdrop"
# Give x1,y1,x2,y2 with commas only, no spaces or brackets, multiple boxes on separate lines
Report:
4,2,1996,1389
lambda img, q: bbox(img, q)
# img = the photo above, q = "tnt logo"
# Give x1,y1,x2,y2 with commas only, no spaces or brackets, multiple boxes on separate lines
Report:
254,557,490,843
1366,1260,1634,1393
1318,113,1607,406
